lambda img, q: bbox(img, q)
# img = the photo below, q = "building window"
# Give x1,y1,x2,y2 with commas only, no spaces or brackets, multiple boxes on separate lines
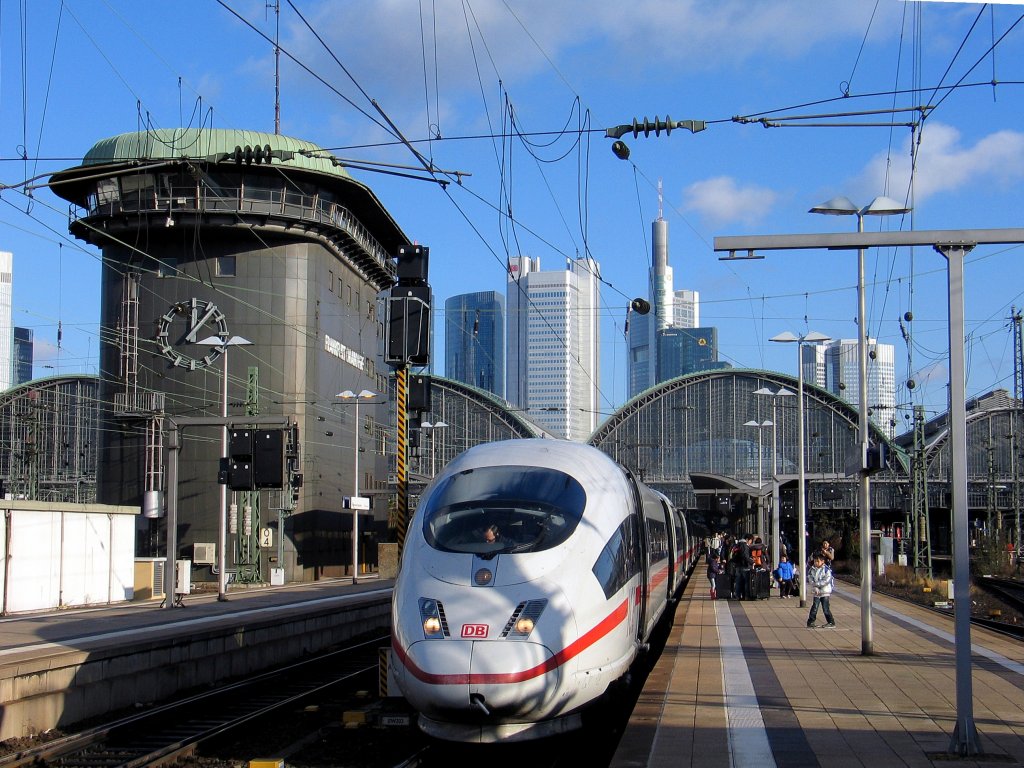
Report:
157,257,178,278
216,255,236,277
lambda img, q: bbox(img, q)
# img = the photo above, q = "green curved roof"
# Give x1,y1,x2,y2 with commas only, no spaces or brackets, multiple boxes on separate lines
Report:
79,128,352,180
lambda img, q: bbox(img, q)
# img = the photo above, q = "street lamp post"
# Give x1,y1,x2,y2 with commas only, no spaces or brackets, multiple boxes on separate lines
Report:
197,334,252,602
770,331,830,607
810,195,909,655
337,389,380,584
743,418,773,536
755,386,795,563
421,420,449,477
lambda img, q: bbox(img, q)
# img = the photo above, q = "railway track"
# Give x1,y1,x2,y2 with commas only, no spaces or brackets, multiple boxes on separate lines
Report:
0,633,390,768
839,574,1024,640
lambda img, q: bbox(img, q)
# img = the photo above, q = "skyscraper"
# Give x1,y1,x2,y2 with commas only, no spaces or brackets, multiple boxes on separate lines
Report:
506,255,600,441
13,327,33,385
445,291,505,398
657,327,729,380
673,289,700,328
628,187,702,397
0,252,12,391
807,338,897,437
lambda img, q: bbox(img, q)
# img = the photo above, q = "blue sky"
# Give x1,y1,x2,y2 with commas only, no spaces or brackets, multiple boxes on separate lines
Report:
2,1,1024,432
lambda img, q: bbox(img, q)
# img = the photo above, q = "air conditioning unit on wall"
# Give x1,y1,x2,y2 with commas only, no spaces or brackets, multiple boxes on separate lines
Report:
193,542,216,565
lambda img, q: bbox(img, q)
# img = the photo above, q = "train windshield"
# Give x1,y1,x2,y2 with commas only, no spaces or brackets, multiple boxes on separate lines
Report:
421,465,586,557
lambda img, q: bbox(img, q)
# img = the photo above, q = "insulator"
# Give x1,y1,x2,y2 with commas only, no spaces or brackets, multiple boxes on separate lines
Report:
244,505,253,536
229,503,238,534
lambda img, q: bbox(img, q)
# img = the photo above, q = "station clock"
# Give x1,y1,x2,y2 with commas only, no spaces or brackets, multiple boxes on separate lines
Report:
156,298,229,370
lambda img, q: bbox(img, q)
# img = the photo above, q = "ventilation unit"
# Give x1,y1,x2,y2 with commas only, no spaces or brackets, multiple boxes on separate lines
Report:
193,542,216,565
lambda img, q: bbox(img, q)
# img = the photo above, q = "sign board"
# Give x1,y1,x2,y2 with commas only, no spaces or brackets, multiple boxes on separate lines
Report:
259,527,273,548
344,496,371,511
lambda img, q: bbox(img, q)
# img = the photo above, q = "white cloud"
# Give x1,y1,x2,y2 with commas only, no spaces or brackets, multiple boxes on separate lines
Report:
287,1,900,102
856,123,1024,203
682,176,778,225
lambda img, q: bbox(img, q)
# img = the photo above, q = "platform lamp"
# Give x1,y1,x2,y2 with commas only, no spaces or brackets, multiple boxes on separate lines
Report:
810,194,909,654
197,334,252,602
337,389,380,584
770,331,831,607
743,419,773,538
754,385,796,566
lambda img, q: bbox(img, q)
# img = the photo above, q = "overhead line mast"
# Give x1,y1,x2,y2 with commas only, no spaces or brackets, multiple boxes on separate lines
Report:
271,0,281,134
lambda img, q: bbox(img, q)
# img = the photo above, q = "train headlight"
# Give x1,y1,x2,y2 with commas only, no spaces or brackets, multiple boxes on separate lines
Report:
502,599,547,639
474,568,493,586
418,597,449,638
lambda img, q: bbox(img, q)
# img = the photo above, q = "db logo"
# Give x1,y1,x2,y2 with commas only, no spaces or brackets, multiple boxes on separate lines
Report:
461,623,489,638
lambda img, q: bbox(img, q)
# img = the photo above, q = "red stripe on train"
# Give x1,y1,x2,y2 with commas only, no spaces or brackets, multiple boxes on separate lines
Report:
394,599,629,686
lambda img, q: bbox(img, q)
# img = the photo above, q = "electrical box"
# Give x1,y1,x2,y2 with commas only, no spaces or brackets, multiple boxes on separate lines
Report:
133,558,166,601
174,559,192,595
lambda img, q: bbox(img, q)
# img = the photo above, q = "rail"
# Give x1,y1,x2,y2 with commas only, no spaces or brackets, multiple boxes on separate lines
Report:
71,183,395,279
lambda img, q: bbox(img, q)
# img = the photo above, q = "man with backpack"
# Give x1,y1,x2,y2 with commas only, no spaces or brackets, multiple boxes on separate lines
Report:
732,534,754,600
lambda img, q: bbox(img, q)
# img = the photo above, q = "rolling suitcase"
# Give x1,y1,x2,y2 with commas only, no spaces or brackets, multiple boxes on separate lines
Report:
713,572,732,599
749,569,771,600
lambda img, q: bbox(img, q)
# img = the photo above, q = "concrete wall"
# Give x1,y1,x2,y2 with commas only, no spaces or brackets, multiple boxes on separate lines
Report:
0,593,390,740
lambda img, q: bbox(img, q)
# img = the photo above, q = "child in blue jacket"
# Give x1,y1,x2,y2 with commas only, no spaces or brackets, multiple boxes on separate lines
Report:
773,554,796,599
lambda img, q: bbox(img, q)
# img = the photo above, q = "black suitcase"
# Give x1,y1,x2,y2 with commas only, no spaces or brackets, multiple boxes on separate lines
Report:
749,569,771,600
713,572,732,599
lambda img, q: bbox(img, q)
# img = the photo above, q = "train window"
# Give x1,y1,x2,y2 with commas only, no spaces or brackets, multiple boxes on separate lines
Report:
592,517,640,599
421,465,585,556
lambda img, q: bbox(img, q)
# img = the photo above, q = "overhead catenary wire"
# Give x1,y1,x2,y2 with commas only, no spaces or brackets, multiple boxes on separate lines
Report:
6,3,1024,419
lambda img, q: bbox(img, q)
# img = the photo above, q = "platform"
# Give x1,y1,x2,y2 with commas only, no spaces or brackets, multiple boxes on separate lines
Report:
0,578,392,741
612,571,1024,768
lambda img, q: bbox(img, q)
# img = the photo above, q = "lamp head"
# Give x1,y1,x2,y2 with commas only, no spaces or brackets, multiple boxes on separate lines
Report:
861,195,911,217
809,195,859,216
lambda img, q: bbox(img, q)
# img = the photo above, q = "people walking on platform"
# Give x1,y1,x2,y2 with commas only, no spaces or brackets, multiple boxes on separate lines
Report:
718,534,733,563
773,554,795,598
806,553,836,628
707,553,725,599
751,536,767,570
819,539,835,564
722,535,737,596
732,534,754,600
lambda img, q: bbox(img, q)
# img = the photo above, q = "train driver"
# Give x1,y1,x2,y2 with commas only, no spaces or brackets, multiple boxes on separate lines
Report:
483,524,501,544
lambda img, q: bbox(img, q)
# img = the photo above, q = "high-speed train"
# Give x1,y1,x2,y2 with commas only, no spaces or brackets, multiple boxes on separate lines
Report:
390,438,698,743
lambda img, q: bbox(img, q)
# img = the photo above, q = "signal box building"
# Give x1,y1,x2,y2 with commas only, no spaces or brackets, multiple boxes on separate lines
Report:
49,128,411,583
